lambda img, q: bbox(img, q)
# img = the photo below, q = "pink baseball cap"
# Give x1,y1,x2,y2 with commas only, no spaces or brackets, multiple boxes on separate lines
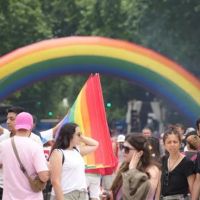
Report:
15,112,33,131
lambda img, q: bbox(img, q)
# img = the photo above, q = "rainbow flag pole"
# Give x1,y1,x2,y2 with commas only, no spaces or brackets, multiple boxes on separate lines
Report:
57,73,117,170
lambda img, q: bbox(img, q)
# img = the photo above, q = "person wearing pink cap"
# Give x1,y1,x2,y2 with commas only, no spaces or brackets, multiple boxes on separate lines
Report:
0,112,49,200
0,107,44,199
0,107,42,145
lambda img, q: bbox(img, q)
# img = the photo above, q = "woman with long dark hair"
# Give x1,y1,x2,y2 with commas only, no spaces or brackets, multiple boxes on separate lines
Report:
102,134,160,200
159,127,195,200
49,123,99,200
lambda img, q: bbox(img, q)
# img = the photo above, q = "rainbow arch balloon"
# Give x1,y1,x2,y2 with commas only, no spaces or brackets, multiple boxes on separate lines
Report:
0,36,200,124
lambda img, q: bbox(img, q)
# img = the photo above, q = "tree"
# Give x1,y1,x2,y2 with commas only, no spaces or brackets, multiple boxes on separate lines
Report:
136,0,200,76
1,0,199,125
41,0,82,37
0,0,52,55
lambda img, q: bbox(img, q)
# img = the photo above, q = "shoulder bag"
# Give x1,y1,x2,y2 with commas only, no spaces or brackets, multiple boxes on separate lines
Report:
11,137,46,192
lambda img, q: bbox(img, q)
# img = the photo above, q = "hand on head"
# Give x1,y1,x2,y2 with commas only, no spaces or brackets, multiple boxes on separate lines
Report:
129,150,143,169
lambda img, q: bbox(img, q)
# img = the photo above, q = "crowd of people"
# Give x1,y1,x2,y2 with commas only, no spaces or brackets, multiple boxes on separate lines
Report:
0,106,200,200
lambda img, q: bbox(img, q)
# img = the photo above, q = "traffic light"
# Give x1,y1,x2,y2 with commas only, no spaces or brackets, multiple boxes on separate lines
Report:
48,111,53,116
106,102,112,108
37,101,41,106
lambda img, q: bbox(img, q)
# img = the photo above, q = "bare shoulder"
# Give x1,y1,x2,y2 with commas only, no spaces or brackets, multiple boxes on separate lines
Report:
49,149,62,161
147,165,161,178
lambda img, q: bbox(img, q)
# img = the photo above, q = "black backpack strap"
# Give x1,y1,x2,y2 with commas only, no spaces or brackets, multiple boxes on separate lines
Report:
56,148,78,165
61,150,65,165
73,146,79,152
60,149,65,165
55,149,65,165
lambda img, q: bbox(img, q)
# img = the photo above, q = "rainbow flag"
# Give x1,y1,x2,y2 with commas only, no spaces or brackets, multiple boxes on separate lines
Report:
59,74,117,170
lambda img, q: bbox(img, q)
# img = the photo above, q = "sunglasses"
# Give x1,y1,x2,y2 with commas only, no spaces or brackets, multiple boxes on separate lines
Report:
122,145,135,154
76,132,81,137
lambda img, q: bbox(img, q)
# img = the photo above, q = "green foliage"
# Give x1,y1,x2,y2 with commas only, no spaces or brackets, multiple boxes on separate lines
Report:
0,0,52,55
41,0,82,37
77,0,124,37
1,0,200,125
76,0,146,42
137,0,200,75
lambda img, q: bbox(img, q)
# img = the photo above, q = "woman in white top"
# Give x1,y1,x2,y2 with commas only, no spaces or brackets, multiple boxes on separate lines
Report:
49,123,99,200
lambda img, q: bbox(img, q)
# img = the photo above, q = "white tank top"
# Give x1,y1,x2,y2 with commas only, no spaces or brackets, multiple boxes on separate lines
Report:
51,148,87,195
